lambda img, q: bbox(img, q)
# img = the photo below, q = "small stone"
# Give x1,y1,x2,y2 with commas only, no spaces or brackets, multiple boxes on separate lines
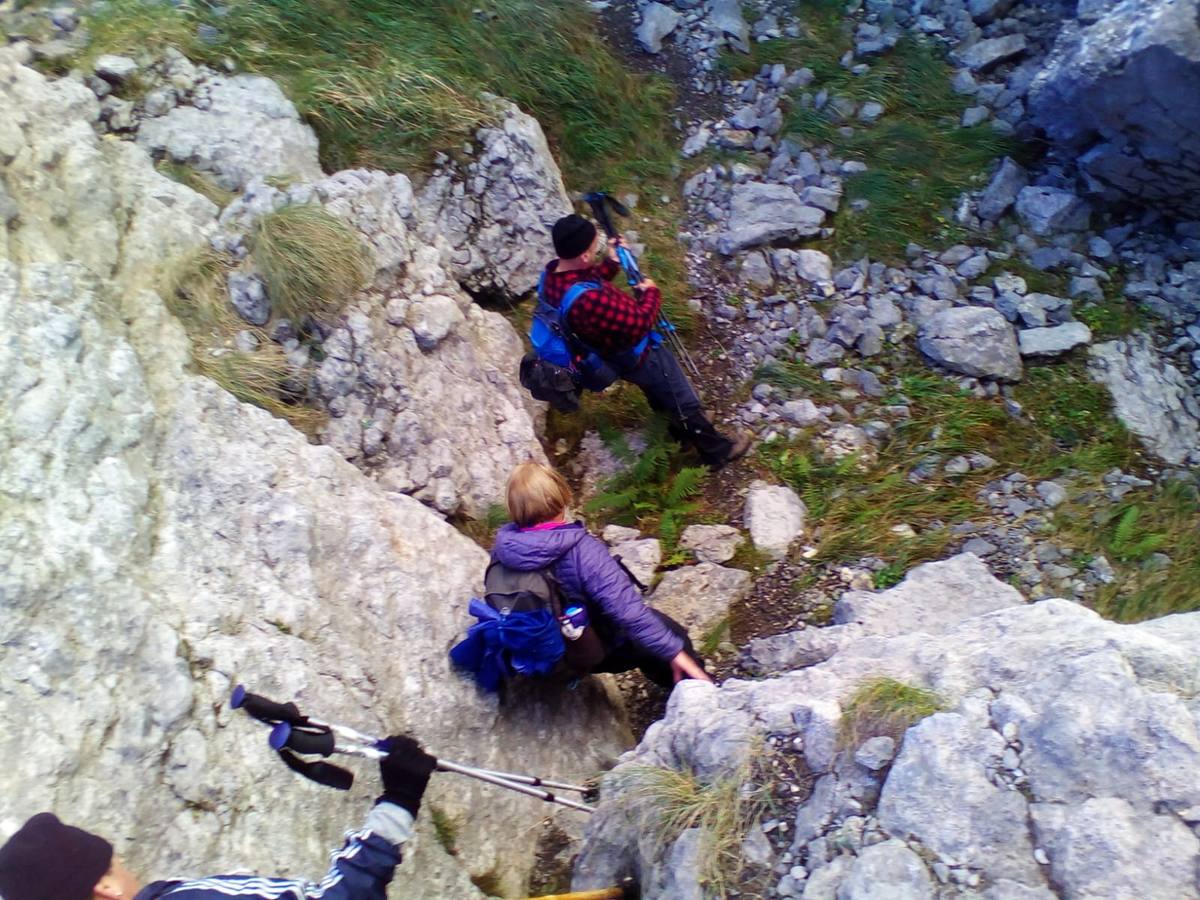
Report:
1036,481,1068,508
94,54,139,84
854,735,896,770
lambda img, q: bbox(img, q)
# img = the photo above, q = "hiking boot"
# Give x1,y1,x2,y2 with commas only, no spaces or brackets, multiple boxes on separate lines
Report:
710,431,753,470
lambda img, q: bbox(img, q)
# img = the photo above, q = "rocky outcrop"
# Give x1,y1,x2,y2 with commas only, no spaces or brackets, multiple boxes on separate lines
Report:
137,74,323,191
0,50,627,897
575,555,1200,899
214,168,547,519
417,97,573,300
1089,333,1200,466
1028,0,1200,217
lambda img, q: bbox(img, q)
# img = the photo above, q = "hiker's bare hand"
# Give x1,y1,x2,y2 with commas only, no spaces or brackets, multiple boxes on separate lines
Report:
636,277,657,292
671,652,712,683
606,236,624,259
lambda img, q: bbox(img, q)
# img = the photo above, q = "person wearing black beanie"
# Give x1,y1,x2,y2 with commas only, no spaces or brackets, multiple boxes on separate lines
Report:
536,213,751,469
0,736,435,900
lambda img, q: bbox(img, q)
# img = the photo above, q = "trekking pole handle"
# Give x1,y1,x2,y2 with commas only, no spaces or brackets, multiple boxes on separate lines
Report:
230,685,308,726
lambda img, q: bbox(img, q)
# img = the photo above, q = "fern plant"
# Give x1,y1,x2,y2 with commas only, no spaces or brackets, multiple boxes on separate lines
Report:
1108,505,1167,563
585,418,709,551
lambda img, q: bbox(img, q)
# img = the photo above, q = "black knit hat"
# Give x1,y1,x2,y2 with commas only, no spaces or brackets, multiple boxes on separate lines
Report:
0,813,113,900
552,214,598,259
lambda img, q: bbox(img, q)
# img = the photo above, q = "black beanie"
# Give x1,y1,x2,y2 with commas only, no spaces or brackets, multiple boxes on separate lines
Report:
0,813,113,900
552,214,598,259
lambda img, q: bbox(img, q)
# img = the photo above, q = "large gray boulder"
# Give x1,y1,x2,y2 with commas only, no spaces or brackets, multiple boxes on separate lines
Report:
417,97,572,299
0,50,626,897
1089,333,1200,466
977,156,1028,221
137,74,323,192
1028,0,1200,217
649,563,752,644
1014,185,1091,235
918,307,1023,381
575,555,1200,899
717,182,824,255
745,553,1024,674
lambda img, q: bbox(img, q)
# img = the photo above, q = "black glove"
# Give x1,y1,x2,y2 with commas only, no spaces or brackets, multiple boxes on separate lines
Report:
377,735,436,817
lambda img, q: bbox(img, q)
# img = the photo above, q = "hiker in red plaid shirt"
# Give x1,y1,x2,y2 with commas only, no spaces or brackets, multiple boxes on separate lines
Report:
544,214,751,468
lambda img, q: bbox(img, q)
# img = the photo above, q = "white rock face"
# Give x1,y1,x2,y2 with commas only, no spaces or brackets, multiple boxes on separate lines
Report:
575,556,1200,899
0,51,627,897
1089,333,1200,466
918,307,1023,382
418,98,572,299
217,167,548,518
744,480,807,559
137,74,323,191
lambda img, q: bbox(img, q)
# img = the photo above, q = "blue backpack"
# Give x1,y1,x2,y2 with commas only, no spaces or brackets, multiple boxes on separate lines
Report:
519,274,660,411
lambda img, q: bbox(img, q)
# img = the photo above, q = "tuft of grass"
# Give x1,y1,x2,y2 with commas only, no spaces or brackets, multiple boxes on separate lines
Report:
757,359,842,403
249,204,371,322
1073,481,1200,622
622,762,765,898
75,0,200,67
699,617,731,657
744,0,1027,261
163,245,325,433
429,805,460,857
156,160,237,209
838,677,942,749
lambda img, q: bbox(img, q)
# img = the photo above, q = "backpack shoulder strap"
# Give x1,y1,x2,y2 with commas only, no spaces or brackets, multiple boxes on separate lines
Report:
559,281,602,318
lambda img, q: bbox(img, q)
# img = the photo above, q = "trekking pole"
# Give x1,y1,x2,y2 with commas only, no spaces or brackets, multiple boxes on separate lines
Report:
232,686,596,814
582,192,703,380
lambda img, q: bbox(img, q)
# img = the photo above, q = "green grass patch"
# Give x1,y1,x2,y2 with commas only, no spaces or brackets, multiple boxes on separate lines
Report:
249,203,371,322
451,502,510,550
758,361,1141,573
839,677,942,749
740,0,1027,261
429,805,460,856
81,0,676,186
156,160,237,209
757,358,842,403
1068,481,1200,622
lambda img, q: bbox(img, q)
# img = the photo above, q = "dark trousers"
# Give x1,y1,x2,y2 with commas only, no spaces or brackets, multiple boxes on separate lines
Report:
590,610,706,689
620,345,733,466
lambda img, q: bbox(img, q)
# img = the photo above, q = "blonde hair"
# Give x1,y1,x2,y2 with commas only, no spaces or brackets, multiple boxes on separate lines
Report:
506,462,572,527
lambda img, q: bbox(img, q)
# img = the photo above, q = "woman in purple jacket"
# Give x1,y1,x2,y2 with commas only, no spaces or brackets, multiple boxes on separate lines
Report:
494,462,711,688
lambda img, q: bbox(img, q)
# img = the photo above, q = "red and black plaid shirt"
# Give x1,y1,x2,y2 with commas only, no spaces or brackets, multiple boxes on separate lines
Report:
541,257,663,358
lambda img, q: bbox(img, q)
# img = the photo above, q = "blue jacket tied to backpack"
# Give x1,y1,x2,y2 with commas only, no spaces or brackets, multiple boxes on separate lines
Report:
449,597,565,692
450,522,686,689
132,804,411,900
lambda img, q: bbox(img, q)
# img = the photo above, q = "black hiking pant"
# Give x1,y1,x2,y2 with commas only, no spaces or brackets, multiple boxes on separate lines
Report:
620,344,733,466
590,610,706,689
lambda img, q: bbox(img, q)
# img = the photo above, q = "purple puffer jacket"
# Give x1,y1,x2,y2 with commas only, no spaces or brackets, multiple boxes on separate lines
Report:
491,522,685,661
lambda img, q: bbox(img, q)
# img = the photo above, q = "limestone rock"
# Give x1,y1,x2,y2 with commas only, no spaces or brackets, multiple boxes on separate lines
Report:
611,538,663,587
637,3,683,53
1089,333,1200,465
0,48,626,898
1017,322,1092,357
417,97,572,299
957,34,1028,71
717,183,824,255
579,551,1200,899
680,524,744,564
137,74,322,191
977,157,1028,221
744,480,807,559
708,0,751,53
1014,186,1091,235
745,554,1024,674
1028,0,1200,217
918,307,1023,381
94,54,138,83
649,563,752,644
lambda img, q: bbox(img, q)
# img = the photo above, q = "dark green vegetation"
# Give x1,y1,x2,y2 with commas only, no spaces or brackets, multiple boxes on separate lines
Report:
838,677,942,748
83,0,676,185
761,355,1200,620
725,0,1024,261
1071,482,1200,622
586,417,710,554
